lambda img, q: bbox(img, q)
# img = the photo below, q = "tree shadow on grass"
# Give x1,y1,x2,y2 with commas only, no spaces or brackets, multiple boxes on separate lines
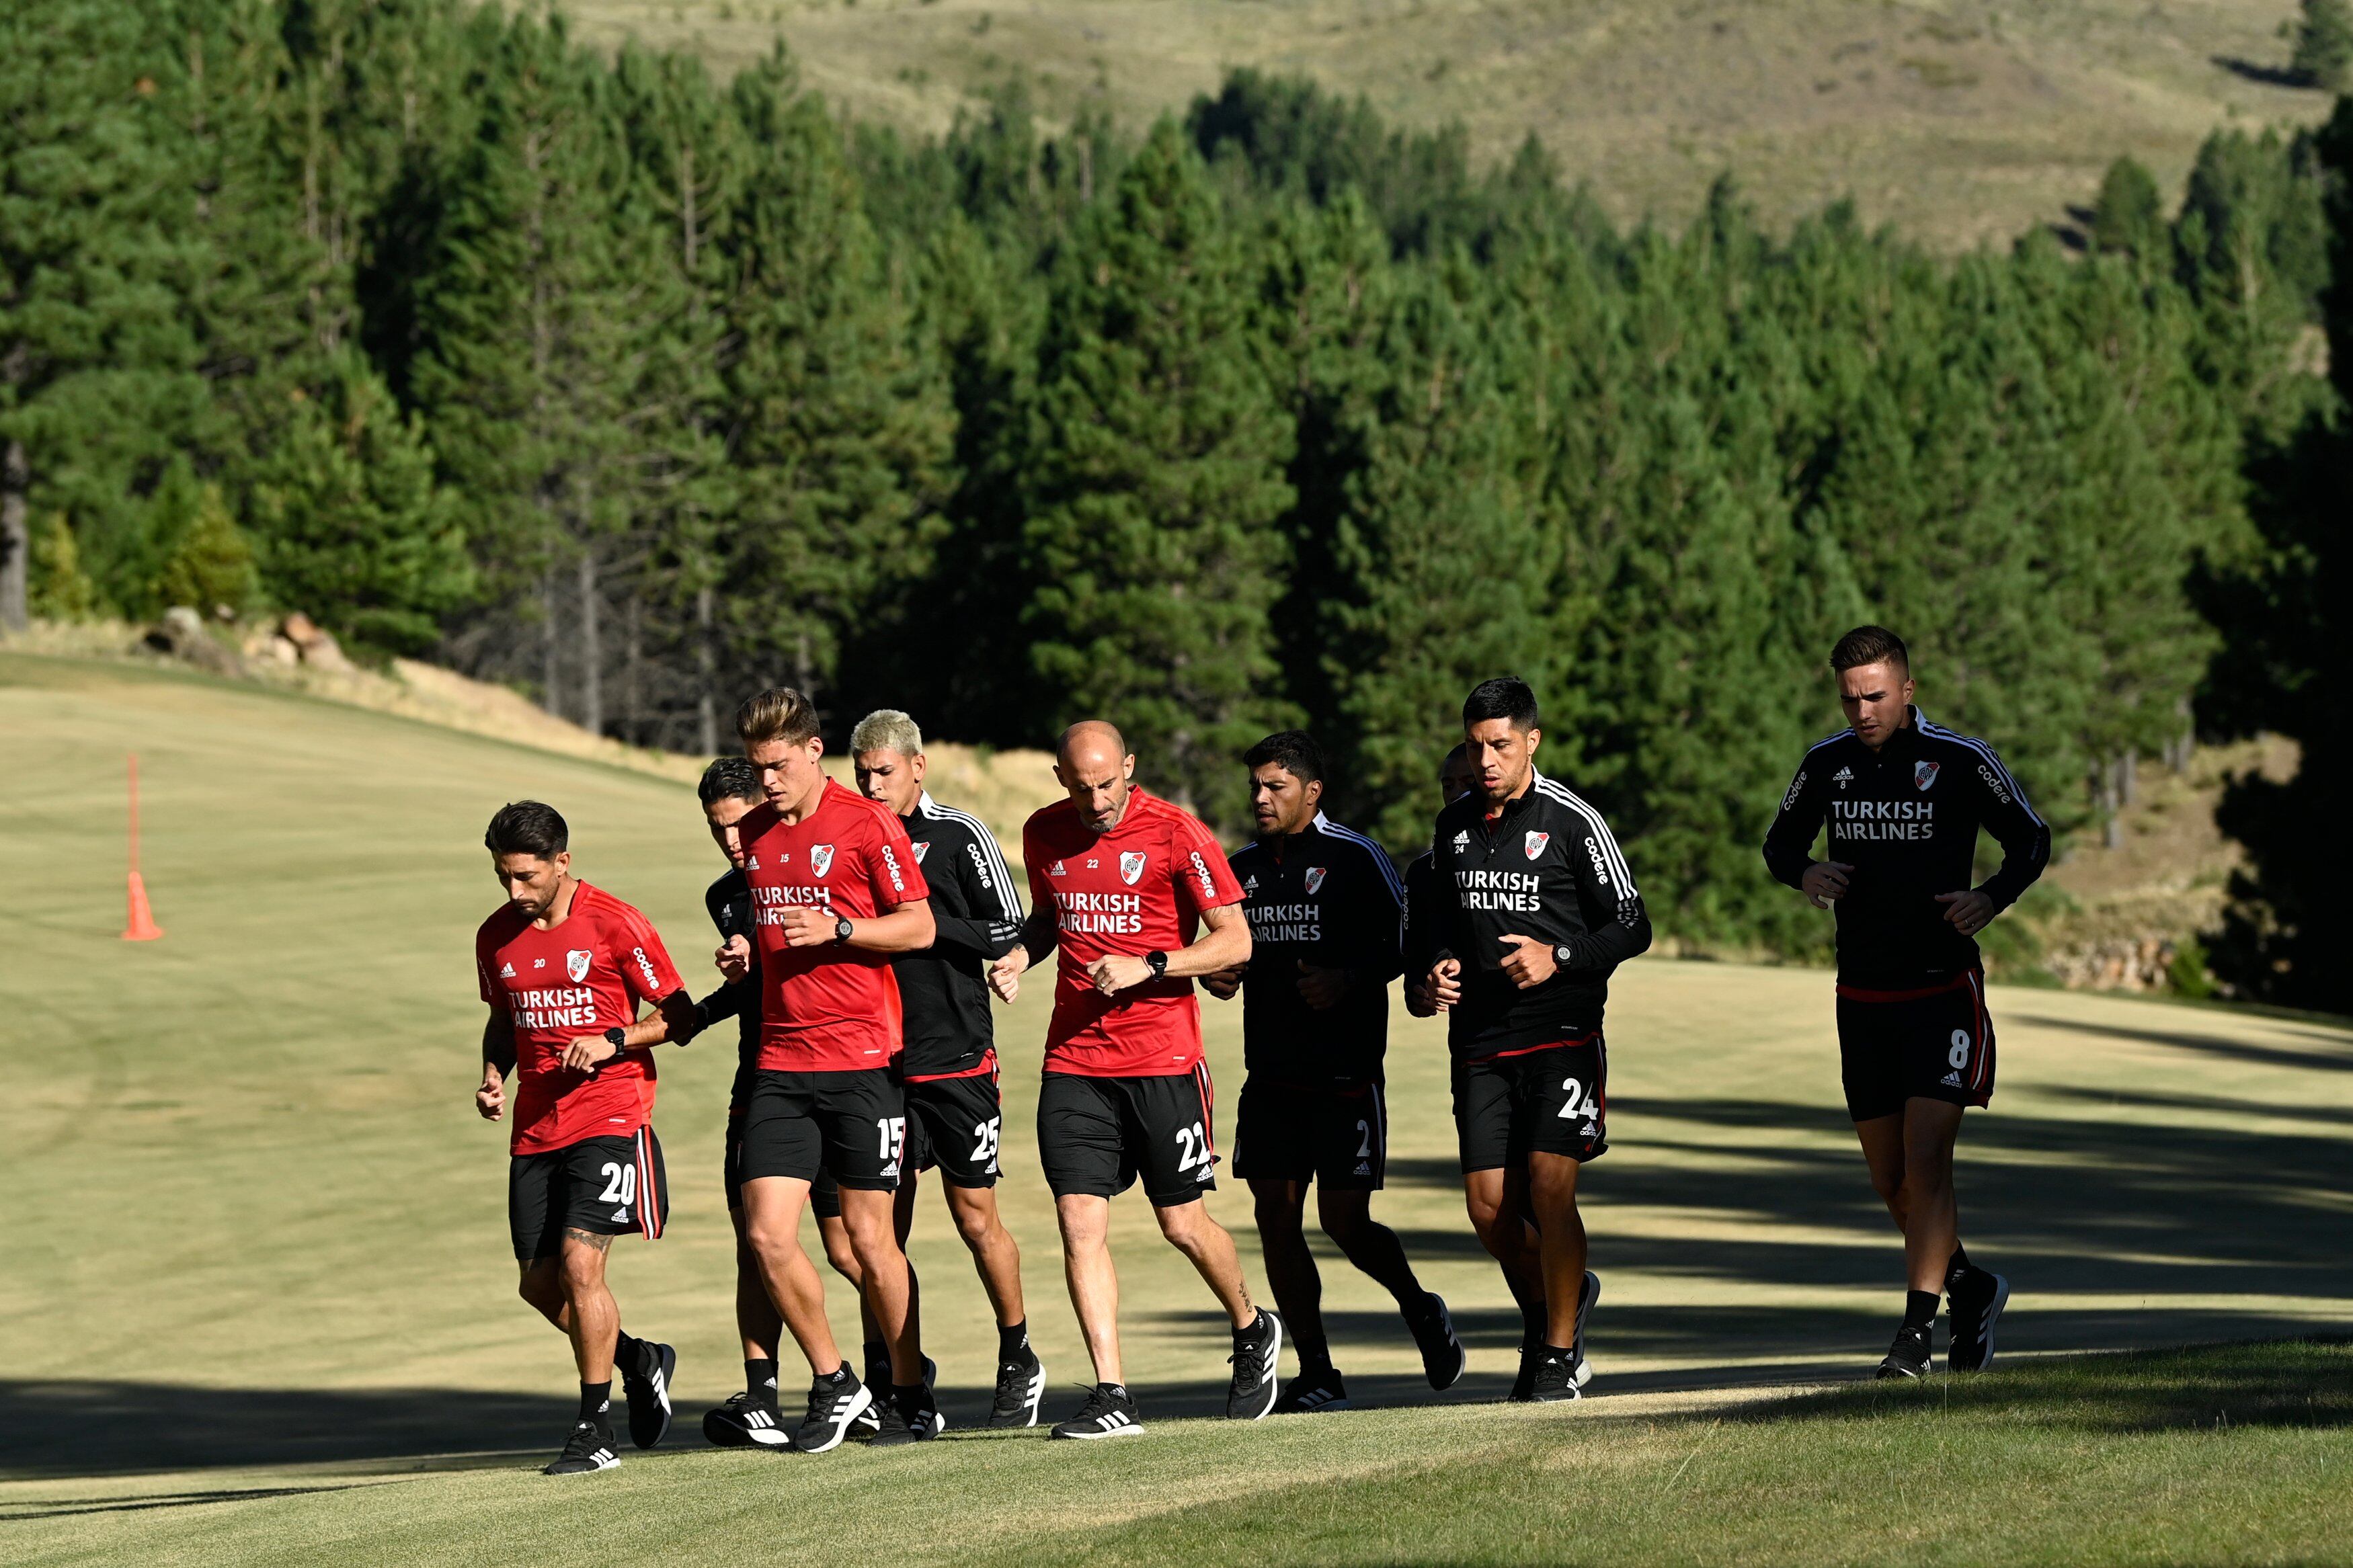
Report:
2210,55,2311,89
1722,1337,2353,1433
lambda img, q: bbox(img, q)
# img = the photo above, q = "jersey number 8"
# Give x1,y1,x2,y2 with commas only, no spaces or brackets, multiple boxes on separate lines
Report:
1948,1029,1971,1069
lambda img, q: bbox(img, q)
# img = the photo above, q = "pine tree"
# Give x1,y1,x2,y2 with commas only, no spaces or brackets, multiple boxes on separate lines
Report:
250,354,471,655
2289,0,2353,91
1018,120,1297,819
157,480,260,615
28,514,102,620
715,47,953,723
2091,156,2165,261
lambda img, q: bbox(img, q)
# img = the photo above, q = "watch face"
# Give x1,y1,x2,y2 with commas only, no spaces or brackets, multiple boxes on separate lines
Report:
835,917,854,941
1554,946,1573,966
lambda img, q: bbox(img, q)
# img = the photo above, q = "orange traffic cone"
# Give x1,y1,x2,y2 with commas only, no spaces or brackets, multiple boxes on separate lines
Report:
122,753,163,942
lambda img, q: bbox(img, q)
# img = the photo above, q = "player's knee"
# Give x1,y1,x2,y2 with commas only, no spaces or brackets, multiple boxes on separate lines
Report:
1154,1199,1212,1248
951,1203,997,1249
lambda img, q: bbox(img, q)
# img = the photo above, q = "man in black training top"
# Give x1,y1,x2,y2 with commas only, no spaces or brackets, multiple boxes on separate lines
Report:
1403,745,1477,1018
1763,625,2048,1378
1203,731,1466,1412
690,758,883,1447
851,709,1047,1428
1422,678,1652,1402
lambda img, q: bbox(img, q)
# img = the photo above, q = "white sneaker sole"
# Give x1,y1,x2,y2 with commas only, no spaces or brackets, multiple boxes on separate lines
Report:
1053,1420,1147,1440
1572,1272,1600,1388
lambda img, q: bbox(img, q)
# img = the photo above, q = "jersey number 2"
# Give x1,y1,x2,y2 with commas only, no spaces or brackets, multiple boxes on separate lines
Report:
1174,1122,1209,1171
596,1162,638,1206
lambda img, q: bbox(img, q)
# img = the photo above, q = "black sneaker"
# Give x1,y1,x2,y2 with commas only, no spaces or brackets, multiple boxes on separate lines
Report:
1570,1270,1600,1390
791,1367,874,1453
1225,1309,1284,1420
865,1384,943,1448
1408,1292,1467,1391
1946,1270,2010,1373
1877,1324,1931,1380
621,1339,676,1449
1509,1337,1540,1402
1528,1348,1583,1403
990,1352,1048,1428
1049,1383,1145,1440
543,1419,621,1475
702,1391,791,1449
1272,1368,1350,1413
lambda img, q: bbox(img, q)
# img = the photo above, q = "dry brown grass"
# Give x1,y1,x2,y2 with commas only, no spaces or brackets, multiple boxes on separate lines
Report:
553,0,2334,251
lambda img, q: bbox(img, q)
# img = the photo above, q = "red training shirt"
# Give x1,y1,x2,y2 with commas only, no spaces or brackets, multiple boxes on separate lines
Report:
741,777,930,1073
1023,786,1245,1077
475,881,686,1156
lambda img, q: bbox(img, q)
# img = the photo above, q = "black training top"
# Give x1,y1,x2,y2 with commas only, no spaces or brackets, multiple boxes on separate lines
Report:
1400,848,1443,1016
1424,771,1652,1059
891,792,1025,1078
692,866,761,1108
1761,706,2050,987
1226,813,1405,1085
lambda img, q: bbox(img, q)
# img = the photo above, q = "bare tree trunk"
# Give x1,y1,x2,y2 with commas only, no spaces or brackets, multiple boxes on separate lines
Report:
578,549,602,739
541,573,561,718
624,589,643,747
1,438,28,632
2118,749,2137,809
696,583,717,755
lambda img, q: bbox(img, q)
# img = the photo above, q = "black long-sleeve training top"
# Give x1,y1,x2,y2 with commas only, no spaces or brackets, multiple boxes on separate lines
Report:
1761,706,2050,987
692,867,761,1108
891,791,1025,1078
1227,812,1406,1085
1424,771,1652,1058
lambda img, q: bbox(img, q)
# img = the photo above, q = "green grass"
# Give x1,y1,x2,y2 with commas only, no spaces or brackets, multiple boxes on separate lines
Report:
555,0,2336,251
3,649,2352,1563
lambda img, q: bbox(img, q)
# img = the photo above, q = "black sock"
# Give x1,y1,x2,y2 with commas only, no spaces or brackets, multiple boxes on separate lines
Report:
1519,1300,1546,1348
998,1320,1031,1362
1298,1344,1335,1376
818,1361,854,1387
891,1382,926,1413
1099,1382,1129,1401
862,1339,889,1385
1903,1290,1939,1331
1234,1308,1269,1342
578,1380,612,1424
745,1358,779,1406
1946,1245,1972,1285
613,1331,648,1378
1543,1343,1574,1361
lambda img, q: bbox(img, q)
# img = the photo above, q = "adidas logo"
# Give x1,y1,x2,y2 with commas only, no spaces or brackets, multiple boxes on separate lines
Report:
611,1208,631,1223
1940,1071,1964,1087
1242,874,1258,894
1833,766,1854,786
1354,1161,1372,1177
500,962,514,978
1049,859,1067,877
1452,829,1470,848
879,1161,900,1178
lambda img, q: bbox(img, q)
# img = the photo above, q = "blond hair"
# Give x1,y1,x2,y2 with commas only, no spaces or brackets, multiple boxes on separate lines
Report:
735,686,820,749
850,708,924,758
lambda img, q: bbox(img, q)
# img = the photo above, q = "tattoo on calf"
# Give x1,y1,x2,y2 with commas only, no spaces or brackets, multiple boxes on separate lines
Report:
564,1227,615,1252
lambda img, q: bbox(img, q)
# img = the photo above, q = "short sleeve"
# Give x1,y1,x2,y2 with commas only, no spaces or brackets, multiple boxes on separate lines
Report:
1172,814,1244,915
610,906,686,1003
867,805,931,909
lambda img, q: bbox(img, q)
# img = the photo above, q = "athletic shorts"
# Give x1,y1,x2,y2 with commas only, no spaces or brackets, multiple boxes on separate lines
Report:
1836,969,1995,1122
1451,1034,1607,1173
1232,1078,1386,1190
1037,1065,1218,1208
510,1128,669,1260
903,1068,1004,1188
727,1108,847,1217
740,1068,904,1191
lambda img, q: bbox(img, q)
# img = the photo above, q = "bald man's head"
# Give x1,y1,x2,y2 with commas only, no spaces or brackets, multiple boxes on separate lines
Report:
1053,718,1137,834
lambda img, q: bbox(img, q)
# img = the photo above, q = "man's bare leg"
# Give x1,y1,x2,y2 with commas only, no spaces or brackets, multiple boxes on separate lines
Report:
945,1182,1027,1327
1057,1193,1123,1385
1522,1153,1589,1349
1464,1167,1548,1339
730,1207,783,1361
1155,1196,1257,1328
740,1175,844,1374
1250,1179,1326,1365
837,1186,918,1384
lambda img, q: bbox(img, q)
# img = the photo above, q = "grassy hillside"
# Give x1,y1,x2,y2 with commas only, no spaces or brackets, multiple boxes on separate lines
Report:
3,650,2350,1562
559,0,2336,249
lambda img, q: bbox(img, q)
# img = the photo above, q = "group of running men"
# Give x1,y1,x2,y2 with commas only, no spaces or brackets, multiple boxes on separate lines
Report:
472,623,2047,1475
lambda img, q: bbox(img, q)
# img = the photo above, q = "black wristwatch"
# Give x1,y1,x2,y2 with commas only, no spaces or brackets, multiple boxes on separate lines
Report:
1552,944,1574,969
603,1025,627,1052
1145,950,1169,980
834,915,856,944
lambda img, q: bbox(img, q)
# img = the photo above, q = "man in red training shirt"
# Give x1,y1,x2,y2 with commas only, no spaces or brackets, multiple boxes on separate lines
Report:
473,800,698,1475
988,720,1279,1440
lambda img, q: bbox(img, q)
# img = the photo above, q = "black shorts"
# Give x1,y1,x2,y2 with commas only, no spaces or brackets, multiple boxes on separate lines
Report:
1451,1034,1608,1173
510,1128,670,1260
1836,969,1995,1122
1037,1065,1218,1208
1233,1078,1386,1190
904,1069,1004,1188
727,1108,846,1218
740,1068,904,1191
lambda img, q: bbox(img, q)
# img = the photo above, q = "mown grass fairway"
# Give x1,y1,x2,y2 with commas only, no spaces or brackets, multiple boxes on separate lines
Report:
5,651,2352,1564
